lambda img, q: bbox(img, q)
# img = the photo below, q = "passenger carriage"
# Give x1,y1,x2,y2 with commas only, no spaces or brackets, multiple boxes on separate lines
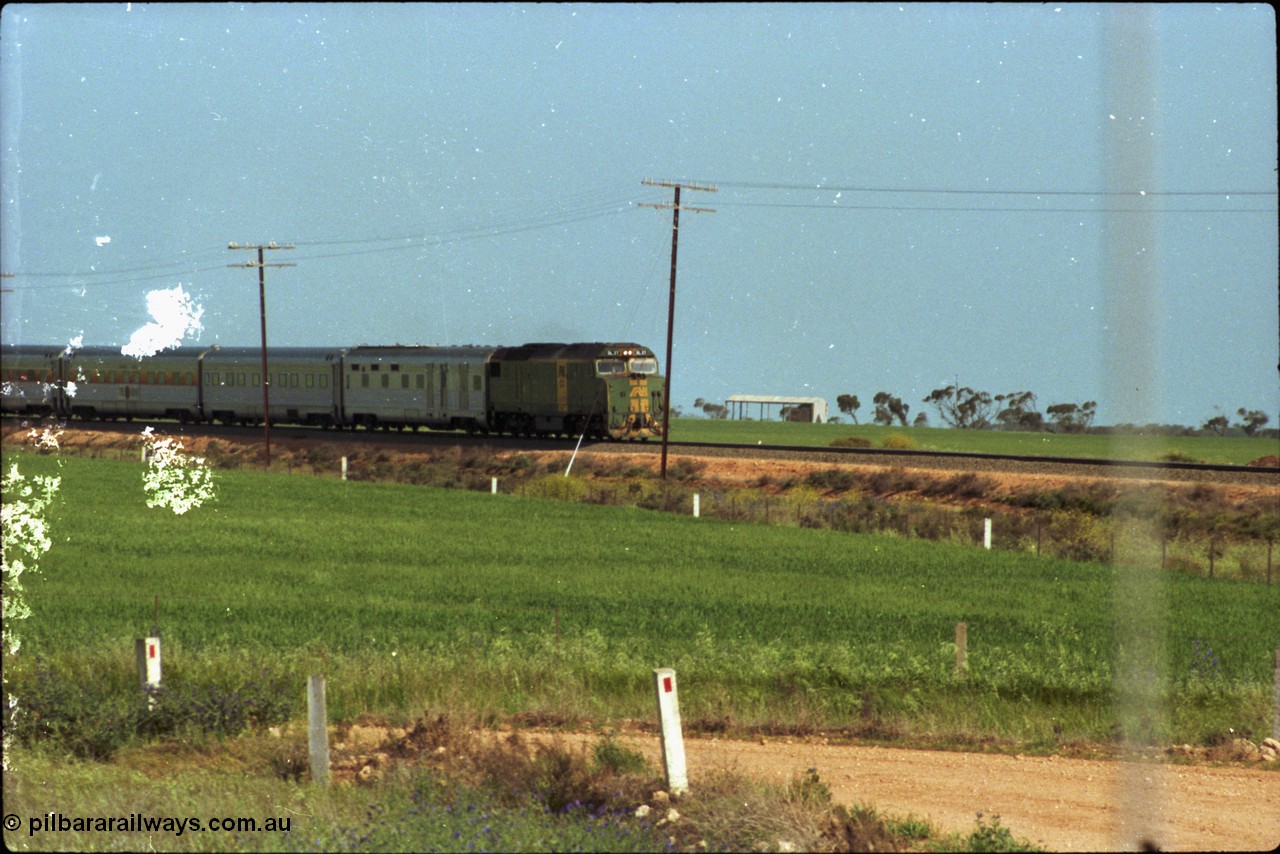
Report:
62,346,205,421
200,346,343,426
340,346,491,431
0,345,63,417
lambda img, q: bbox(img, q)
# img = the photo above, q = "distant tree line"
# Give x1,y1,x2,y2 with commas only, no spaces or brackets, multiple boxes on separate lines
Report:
829,389,1272,436
689,390,1271,436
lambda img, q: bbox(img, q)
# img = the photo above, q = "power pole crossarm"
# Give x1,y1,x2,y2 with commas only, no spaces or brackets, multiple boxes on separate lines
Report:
638,179,716,480
227,242,296,469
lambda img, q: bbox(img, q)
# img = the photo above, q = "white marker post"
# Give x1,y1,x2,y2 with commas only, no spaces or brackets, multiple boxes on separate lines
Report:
308,673,330,786
983,518,992,550
135,636,161,708
653,667,688,795
492,477,498,494
692,493,700,518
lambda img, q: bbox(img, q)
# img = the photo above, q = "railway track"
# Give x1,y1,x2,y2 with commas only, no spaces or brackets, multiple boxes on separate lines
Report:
7,418,1277,487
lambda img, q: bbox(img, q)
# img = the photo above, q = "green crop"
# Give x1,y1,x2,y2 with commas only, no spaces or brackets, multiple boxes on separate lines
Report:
6,451,1277,749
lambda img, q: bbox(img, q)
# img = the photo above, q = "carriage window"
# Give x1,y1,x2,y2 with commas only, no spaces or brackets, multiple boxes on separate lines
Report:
416,374,425,389
291,373,299,387
306,374,315,388
380,374,389,389
472,375,482,392
319,375,328,388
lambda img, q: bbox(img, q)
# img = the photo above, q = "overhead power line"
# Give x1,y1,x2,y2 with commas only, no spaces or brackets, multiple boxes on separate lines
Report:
3,187,640,290
701,179,1278,197
712,200,1278,214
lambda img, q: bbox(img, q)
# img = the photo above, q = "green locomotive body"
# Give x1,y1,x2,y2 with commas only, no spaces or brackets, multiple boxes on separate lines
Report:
487,342,664,440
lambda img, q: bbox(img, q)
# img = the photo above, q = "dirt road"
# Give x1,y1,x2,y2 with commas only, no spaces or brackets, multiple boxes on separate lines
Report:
581,733,1280,852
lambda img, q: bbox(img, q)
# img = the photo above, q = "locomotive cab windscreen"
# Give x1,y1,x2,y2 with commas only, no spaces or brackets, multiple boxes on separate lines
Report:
628,357,658,374
594,357,659,377
595,359,626,376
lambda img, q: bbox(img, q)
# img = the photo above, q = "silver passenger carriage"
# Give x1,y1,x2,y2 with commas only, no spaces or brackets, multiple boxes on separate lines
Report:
200,346,344,426
0,345,63,417
341,345,492,431
61,346,206,421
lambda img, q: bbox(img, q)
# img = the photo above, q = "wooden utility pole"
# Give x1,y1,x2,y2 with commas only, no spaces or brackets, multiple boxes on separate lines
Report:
639,179,715,479
228,242,295,468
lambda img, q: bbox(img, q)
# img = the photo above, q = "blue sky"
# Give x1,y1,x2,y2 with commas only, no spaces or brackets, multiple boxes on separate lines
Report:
2,3,1276,427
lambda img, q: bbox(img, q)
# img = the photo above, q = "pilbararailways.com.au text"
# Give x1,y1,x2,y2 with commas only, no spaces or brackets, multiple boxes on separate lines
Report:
7,812,292,837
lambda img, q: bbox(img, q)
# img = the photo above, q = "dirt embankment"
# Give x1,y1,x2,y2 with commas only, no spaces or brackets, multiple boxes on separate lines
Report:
323,721,1280,852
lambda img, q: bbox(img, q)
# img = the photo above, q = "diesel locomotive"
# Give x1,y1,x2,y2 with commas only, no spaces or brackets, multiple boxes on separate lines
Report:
1,341,665,440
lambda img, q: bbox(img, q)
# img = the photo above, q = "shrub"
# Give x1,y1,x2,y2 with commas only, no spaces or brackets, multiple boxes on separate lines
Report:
591,737,649,775
804,468,856,492
865,466,921,496
882,432,918,450
922,472,996,500
8,661,296,760
665,458,705,482
524,474,589,503
830,436,872,448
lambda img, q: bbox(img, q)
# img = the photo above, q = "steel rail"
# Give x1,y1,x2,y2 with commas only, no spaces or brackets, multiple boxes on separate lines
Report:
5,417,1277,480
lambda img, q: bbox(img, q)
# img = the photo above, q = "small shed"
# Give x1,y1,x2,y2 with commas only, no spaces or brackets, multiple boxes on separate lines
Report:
725,395,829,423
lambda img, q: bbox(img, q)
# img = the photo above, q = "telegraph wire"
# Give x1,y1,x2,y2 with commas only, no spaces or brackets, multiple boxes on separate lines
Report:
711,200,1279,214
2,188,639,291
700,179,1278,197
4,179,1274,292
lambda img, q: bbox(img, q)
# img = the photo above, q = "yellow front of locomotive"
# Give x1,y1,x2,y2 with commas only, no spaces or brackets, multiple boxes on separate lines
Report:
597,348,665,440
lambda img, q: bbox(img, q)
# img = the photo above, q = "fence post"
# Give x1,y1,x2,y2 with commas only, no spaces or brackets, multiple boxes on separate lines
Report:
341,456,348,481
135,636,161,709
491,477,498,495
1272,648,1279,740
653,668,688,795
1273,648,1279,740
955,622,968,678
983,518,992,550
308,674,330,786
692,493,700,518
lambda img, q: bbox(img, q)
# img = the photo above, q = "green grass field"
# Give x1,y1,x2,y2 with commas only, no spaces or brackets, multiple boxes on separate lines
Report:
668,417,1279,465
5,450,1278,750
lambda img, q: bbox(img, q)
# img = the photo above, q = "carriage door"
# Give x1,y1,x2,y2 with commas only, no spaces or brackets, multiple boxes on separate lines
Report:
438,364,447,416
123,366,142,415
556,362,568,413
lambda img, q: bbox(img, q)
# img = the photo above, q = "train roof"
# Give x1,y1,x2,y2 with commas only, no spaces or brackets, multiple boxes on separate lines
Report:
199,345,346,360
346,345,495,357
489,342,656,361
